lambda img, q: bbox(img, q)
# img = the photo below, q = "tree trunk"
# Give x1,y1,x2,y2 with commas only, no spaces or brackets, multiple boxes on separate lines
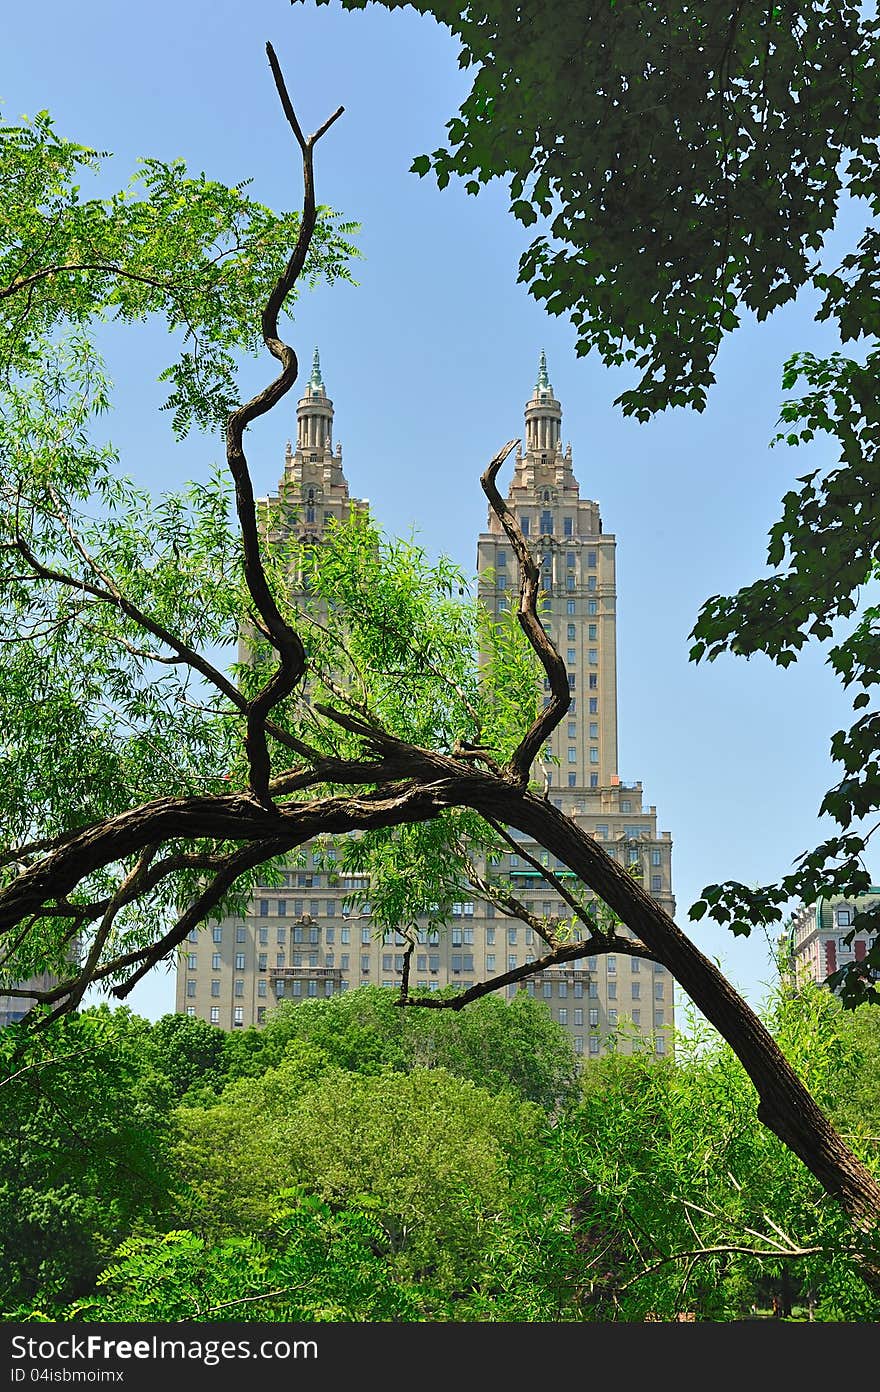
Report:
476,787,880,1247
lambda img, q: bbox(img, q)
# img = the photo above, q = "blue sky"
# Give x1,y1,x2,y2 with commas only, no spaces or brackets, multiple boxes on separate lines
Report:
5,0,868,1022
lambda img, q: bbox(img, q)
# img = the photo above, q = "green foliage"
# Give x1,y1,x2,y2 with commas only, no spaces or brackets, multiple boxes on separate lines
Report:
555,990,880,1321
0,1008,174,1311
689,345,880,999
315,0,880,416
169,1057,546,1299
0,110,359,432
221,985,579,1110
39,1201,431,1322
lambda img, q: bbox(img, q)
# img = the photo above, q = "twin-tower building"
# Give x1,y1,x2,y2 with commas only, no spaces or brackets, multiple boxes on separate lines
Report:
175,351,676,1058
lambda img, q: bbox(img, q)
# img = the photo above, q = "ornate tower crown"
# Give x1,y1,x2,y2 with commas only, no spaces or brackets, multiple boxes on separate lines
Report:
296,346,333,453
525,348,562,456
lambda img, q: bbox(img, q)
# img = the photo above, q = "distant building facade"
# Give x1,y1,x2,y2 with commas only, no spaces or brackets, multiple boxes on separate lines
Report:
0,972,58,1028
789,889,880,989
176,352,676,1058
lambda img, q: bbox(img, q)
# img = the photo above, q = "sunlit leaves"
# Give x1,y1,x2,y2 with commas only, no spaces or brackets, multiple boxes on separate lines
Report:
0,111,360,435
321,0,879,416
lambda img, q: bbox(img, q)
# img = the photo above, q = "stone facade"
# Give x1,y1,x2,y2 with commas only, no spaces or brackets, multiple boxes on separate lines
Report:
175,352,676,1059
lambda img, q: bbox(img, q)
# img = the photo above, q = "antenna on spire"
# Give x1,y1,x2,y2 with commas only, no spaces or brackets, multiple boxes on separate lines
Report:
309,346,323,388
536,348,550,391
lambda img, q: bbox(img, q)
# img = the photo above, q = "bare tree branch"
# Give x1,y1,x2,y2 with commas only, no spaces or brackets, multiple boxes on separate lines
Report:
223,45,344,807
480,439,570,783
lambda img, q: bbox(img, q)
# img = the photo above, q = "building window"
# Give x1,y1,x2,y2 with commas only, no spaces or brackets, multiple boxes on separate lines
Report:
588,981,598,998
540,510,553,534
258,979,267,997
187,929,199,944
186,980,196,998
588,673,597,689
651,875,662,893
631,957,640,973
497,549,506,566
508,955,518,970
210,1007,220,1025
568,773,577,787
587,550,597,568
588,648,598,665
567,747,577,764
655,981,665,1000
486,926,496,944
212,926,223,943
186,954,198,971
632,982,641,1000
655,1037,666,1056
212,953,221,971
621,799,632,814
234,979,244,997
277,926,286,944
567,624,576,641
497,574,507,591
588,1007,598,1027
607,956,616,974
566,575,575,592
235,926,246,943
589,1036,600,1055
185,1005,196,1017
520,515,530,536
567,647,576,664
608,1008,618,1026
837,908,852,927
210,980,220,997
588,599,598,614
258,927,269,945
563,517,573,537
574,1037,584,1055
277,899,287,916
259,900,269,917
574,982,584,998
543,982,553,998
654,1009,665,1027
234,952,245,970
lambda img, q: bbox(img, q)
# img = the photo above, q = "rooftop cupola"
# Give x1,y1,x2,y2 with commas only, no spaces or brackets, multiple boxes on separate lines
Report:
524,348,562,455
296,347,334,454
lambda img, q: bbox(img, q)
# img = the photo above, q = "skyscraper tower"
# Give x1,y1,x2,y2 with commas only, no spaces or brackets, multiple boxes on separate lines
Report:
478,351,618,789
176,353,675,1058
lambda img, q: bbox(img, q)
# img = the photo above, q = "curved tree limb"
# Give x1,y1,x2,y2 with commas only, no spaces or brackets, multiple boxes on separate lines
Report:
223,45,344,807
480,439,571,783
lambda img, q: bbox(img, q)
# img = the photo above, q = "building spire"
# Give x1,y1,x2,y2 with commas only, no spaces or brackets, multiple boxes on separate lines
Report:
309,346,323,389
536,348,550,392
